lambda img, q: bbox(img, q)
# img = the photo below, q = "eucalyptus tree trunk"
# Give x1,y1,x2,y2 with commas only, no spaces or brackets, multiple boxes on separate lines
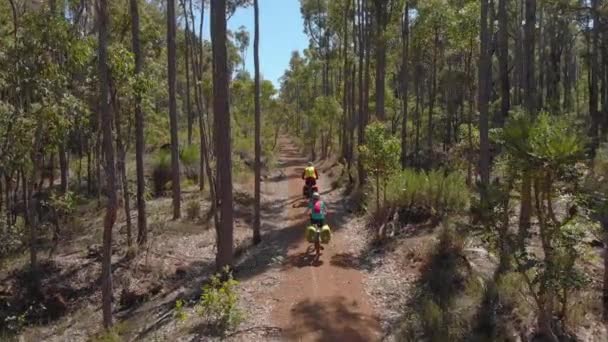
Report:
130,0,147,246
478,0,491,194
519,0,537,250
400,1,409,169
168,0,181,219
497,0,509,127
374,0,387,121
212,0,235,270
181,0,193,146
97,0,117,327
253,0,261,245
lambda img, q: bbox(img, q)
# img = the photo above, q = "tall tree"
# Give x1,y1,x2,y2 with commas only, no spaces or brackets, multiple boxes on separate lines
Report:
181,0,194,146
400,1,409,169
589,0,600,151
168,0,181,219
253,0,261,245
497,0,509,127
478,0,491,194
212,0,235,270
373,0,391,121
130,0,147,246
519,0,536,250
97,0,117,328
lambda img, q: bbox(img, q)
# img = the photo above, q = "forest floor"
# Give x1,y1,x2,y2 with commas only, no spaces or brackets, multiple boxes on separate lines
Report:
2,137,385,341
3,137,608,341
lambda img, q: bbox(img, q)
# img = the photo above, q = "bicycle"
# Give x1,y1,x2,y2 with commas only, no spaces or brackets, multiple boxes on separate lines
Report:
312,222,322,258
302,178,318,199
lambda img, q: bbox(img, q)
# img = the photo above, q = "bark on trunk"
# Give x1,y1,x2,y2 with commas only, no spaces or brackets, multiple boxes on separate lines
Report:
520,0,537,246
59,142,68,193
130,0,147,246
400,2,409,169
168,0,181,219
589,0,600,151
212,0,234,270
478,0,491,192
374,0,386,121
97,0,117,328
181,0,193,146
253,0,261,245
497,0,509,127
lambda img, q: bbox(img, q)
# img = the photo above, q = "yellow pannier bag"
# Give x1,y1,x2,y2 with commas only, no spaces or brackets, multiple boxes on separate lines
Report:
305,226,317,243
320,225,331,244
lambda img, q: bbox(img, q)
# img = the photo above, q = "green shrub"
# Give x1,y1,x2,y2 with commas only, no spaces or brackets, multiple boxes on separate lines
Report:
196,269,243,334
174,299,187,322
420,298,446,341
179,145,199,181
386,168,469,215
152,149,171,196
185,200,200,221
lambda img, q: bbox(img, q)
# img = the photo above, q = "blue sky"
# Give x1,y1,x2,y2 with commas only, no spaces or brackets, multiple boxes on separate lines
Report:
196,1,309,88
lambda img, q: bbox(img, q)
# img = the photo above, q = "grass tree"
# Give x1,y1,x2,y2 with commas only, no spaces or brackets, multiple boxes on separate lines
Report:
502,112,586,341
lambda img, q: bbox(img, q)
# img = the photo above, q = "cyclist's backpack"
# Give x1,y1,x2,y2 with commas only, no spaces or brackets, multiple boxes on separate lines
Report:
314,201,322,214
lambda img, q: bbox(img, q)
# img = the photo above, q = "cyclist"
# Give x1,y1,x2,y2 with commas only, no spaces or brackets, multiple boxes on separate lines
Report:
302,161,319,188
307,192,327,226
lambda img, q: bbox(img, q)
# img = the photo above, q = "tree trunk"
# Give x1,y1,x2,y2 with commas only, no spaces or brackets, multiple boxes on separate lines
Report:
357,0,368,185
97,0,117,328
374,0,386,121
602,217,608,320
427,29,438,153
537,6,545,110
253,0,261,245
168,0,181,219
59,141,68,193
497,0,509,127
26,172,38,290
589,0,600,151
130,0,147,246
212,0,234,270
467,40,474,186
563,27,574,112
181,0,193,146
113,91,132,248
478,0,491,193
520,0,537,247
414,65,422,168
400,2,409,169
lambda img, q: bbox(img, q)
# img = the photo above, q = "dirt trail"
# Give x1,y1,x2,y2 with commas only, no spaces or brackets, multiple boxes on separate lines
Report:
265,139,381,341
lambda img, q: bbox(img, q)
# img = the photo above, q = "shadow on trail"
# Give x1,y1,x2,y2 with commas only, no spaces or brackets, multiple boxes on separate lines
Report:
283,296,381,342
284,245,325,268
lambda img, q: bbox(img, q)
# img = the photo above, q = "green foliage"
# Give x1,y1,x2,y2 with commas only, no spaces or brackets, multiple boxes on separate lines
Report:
360,122,401,177
152,150,172,196
501,111,584,173
174,299,187,322
0,217,26,262
196,269,243,335
386,169,470,215
359,122,401,210
180,145,200,181
185,200,200,221
47,191,77,220
179,145,199,167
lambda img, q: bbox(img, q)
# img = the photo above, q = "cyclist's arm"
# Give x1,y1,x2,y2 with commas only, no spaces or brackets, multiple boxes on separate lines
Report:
314,169,319,179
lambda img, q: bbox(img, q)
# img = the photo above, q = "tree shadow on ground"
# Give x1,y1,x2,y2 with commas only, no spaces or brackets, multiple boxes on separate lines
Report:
382,227,487,341
282,296,381,342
